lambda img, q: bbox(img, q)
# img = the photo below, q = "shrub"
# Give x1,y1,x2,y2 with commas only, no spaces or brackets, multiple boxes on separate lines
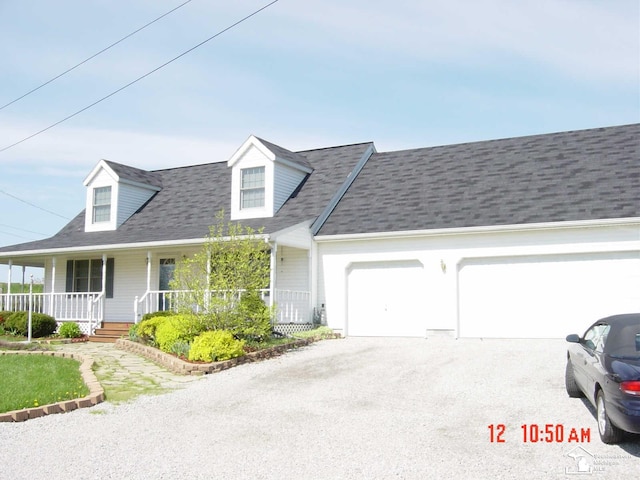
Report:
58,322,83,338
170,341,191,358
154,315,204,353
141,310,176,322
5,311,57,337
128,323,140,342
0,311,13,325
292,326,336,340
136,316,168,346
188,330,245,363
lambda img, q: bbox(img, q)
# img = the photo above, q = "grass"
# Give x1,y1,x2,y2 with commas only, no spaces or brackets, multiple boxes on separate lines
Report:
0,355,89,413
0,282,44,294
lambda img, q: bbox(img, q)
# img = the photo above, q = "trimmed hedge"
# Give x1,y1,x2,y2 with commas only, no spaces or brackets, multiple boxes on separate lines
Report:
188,330,245,362
4,311,57,337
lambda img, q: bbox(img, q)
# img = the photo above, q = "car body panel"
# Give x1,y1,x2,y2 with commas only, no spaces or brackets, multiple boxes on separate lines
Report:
566,314,640,437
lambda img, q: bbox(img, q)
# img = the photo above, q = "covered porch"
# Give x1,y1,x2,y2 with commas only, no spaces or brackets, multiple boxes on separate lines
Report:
1,237,316,335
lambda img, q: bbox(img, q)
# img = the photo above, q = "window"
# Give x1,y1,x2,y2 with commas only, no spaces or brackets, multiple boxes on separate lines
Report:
582,324,610,352
66,259,114,298
240,167,265,209
93,186,112,223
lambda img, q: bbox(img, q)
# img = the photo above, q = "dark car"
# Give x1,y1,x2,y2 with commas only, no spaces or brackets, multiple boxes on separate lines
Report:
565,313,640,443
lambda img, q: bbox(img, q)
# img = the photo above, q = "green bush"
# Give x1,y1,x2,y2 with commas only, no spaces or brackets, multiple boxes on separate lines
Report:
128,323,140,342
141,310,176,322
58,322,83,338
155,315,204,353
188,330,245,362
291,326,336,340
136,316,168,346
207,292,272,341
0,311,13,325
170,341,191,358
5,311,57,338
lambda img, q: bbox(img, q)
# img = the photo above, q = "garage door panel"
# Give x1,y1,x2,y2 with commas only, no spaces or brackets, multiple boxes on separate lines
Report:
459,252,640,338
347,261,424,336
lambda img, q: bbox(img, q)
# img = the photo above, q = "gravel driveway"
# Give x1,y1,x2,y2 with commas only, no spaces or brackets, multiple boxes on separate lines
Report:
1,337,638,479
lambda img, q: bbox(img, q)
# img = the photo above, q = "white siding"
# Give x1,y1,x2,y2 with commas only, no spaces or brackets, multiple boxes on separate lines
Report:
317,222,640,337
116,183,157,227
274,163,306,213
277,246,309,291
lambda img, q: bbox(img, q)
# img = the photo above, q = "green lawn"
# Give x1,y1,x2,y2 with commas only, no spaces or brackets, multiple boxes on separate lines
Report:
0,282,44,294
0,355,89,413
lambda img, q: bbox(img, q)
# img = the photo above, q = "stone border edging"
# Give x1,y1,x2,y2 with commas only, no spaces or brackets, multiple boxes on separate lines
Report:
115,336,334,375
0,350,104,423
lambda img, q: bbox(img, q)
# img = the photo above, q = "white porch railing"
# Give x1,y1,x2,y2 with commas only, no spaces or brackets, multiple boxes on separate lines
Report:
0,292,104,335
134,289,311,324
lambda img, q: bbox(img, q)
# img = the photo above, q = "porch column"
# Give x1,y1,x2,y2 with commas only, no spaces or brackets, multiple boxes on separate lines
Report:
269,243,277,310
7,260,12,310
101,254,107,294
50,257,57,315
146,251,152,291
310,241,318,322
205,250,211,312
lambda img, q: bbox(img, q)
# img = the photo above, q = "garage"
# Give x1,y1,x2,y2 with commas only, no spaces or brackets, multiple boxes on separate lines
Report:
458,252,640,338
346,260,425,336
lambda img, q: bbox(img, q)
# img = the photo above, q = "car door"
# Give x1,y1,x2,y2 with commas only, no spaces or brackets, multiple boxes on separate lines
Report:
574,324,610,402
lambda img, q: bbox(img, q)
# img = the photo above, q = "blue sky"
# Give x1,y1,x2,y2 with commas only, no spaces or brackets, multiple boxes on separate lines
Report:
0,0,638,282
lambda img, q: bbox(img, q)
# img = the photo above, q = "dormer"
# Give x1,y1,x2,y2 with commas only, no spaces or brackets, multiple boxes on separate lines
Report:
83,160,162,232
228,136,313,220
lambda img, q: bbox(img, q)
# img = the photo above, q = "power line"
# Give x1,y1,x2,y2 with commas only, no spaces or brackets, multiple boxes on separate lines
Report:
0,0,195,111
0,223,47,236
0,0,280,154
0,189,71,219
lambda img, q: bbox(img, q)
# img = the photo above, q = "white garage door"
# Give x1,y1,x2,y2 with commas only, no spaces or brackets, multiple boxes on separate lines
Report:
458,252,640,338
347,260,425,336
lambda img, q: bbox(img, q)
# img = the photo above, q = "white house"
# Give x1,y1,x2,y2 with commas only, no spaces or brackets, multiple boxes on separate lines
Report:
1,124,638,338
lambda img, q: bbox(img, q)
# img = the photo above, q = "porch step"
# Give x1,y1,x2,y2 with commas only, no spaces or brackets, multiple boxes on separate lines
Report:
89,322,133,343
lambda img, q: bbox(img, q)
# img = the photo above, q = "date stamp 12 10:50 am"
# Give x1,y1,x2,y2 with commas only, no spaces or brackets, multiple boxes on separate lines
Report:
488,423,591,443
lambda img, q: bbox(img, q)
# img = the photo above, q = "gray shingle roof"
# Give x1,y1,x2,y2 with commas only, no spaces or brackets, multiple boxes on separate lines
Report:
0,142,373,253
103,160,163,188
254,137,313,171
317,124,640,236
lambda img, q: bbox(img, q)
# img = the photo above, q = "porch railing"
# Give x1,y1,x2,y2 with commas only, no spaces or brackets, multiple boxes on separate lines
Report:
0,292,104,335
134,289,311,324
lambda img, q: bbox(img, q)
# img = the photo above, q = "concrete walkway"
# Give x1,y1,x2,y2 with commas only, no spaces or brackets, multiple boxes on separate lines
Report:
53,342,201,403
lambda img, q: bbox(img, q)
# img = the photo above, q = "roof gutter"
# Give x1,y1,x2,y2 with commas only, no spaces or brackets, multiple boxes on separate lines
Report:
0,233,271,259
313,217,640,243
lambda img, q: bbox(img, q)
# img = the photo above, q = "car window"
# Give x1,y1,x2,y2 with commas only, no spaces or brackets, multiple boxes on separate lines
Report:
581,324,609,351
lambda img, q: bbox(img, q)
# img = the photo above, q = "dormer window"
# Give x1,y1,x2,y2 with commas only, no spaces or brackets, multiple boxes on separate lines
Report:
240,167,265,209
93,186,112,223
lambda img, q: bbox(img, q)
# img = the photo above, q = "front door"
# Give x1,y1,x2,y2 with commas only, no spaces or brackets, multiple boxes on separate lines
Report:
158,258,175,311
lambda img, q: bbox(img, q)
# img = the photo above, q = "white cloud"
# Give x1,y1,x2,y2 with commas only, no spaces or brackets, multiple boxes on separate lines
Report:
268,0,638,84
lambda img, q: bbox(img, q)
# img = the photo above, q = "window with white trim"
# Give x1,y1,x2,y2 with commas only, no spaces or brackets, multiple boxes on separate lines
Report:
92,186,112,223
240,167,265,209
65,259,114,298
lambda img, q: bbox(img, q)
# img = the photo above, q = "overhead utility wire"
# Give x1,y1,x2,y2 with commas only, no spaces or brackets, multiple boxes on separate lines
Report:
0,189,71,219
0,223,47,236
0,0,280,154
0,0,194,111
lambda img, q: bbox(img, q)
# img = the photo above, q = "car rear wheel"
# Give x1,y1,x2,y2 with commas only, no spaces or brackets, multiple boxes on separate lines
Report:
565,361,583,398
596,390,624,444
